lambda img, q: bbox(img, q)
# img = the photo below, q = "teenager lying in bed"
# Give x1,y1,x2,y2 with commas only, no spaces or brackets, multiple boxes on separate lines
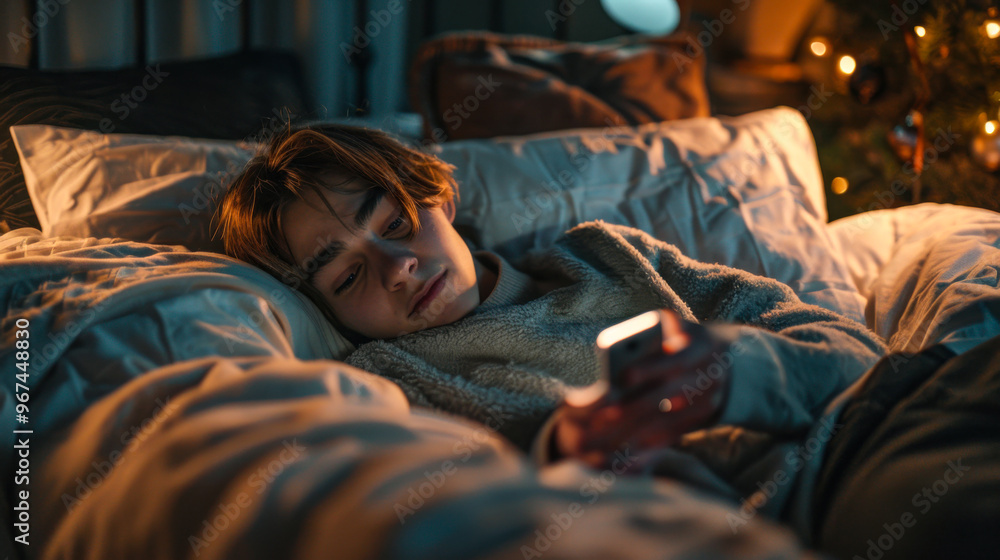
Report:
214,123,998,559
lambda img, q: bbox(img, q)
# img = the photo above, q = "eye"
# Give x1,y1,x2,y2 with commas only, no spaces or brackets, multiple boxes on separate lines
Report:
334,266,359,295
330,207,405,296
386,211,407,235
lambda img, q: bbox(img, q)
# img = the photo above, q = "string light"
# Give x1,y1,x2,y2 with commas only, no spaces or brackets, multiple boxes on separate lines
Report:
986,21,1000,39
810,37,829,56
831,177,849,194
838,55,857,75
986,120,998,135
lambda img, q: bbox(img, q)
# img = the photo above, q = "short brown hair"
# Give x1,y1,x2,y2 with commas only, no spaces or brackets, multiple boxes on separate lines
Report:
212,122,458,339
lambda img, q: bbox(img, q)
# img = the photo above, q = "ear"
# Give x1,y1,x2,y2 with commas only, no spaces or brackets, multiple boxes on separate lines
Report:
442,198,456,223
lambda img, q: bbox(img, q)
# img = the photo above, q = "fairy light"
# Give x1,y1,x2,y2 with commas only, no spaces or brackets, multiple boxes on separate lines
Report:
986,21,1000,39
914,26,926,37
838,55,857,75
986,120,998,135
810,38,828,56
831,177,849,195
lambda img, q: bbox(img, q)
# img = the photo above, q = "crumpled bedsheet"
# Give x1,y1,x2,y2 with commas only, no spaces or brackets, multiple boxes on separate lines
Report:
828,203,1000,354
0,229,817,559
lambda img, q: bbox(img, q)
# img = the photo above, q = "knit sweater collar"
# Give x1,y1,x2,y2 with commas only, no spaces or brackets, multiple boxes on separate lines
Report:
471,250,537,313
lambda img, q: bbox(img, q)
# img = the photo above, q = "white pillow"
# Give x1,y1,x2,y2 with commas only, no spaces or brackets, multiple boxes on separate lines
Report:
11,124,255,254
11,108,864,322
438,107,864,322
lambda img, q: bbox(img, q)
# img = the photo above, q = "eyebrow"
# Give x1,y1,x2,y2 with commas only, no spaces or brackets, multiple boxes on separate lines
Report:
302,188,386,285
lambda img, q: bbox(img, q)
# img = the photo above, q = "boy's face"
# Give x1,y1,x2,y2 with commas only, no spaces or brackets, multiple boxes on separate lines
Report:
281,178,488,340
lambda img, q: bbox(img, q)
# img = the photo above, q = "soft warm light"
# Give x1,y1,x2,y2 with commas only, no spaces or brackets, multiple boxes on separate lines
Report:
986,120,998,135
914,26,926,37
810,38,828,57
839,55,857,75
600,0,681,35
986,21,1000,39
831,177,849,195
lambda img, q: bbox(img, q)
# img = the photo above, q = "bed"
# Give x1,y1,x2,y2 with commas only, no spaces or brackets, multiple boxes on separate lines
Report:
4,9,1000,560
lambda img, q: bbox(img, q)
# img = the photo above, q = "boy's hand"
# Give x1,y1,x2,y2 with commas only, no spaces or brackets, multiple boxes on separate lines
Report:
552,310,731,469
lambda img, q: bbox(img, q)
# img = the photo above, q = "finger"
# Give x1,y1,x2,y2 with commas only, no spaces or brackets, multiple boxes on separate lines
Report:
618,339,721,388
618,368,724,408
629,424,686,451
658,309,690,354
612,394,719,441
575,407,648,455
580,394,716,458
625,387,720,427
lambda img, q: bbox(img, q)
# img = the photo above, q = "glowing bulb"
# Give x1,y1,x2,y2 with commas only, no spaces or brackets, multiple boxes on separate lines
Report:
600,0,681,35
987,21,1000,39
986,120,998,135
914,26,926,37
831,177,849,195
810,38,828,57
838,55,856,75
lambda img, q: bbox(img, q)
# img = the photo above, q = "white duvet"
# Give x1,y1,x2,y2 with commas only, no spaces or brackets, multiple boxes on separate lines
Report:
829,202,1000,354
2,202,1000,559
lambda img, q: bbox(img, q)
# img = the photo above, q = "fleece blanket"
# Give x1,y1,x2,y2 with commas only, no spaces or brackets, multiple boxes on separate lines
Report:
0,229,817,560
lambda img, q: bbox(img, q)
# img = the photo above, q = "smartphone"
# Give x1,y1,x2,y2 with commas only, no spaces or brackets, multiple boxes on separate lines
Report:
564,310,670,408
597,310,665,393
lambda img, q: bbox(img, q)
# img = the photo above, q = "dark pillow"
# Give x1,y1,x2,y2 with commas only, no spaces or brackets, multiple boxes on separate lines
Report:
408,31,710,142
0,50,310,232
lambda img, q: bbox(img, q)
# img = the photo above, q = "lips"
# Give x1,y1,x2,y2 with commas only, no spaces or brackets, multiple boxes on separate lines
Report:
409,270,447,317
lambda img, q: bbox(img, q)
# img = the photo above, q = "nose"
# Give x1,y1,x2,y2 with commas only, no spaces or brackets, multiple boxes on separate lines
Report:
376,244,418,291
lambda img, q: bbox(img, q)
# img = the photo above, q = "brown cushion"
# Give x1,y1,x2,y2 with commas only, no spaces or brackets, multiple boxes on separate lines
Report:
408,31,710,142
